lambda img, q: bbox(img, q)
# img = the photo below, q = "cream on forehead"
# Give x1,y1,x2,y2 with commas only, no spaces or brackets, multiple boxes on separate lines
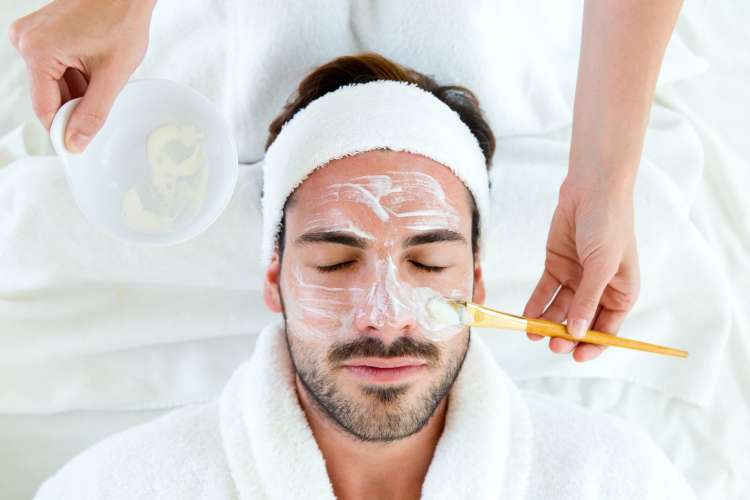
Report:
303,208,375,240
312,170,462,231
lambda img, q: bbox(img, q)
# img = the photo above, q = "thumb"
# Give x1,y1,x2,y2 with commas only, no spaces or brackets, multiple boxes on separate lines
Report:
567,261,613,339
65,67,128,153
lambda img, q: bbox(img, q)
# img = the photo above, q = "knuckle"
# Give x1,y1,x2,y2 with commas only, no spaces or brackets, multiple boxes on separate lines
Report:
561,276,578,290
8,19,23,48
575,295,599,313
526,298,543,312
15,30,44,56
614,289,639,311
586,256,618,275
31,102,56,121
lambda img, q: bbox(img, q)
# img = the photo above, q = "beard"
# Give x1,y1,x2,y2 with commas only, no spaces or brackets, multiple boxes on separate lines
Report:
282,317,470,443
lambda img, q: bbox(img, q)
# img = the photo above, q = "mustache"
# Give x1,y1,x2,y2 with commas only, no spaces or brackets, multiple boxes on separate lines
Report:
328,335,440,365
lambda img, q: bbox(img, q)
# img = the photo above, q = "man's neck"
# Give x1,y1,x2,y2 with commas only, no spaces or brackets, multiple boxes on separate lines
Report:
293,376,448,500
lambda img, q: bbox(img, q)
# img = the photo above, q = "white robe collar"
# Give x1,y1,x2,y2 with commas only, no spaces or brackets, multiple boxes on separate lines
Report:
219,319,533,499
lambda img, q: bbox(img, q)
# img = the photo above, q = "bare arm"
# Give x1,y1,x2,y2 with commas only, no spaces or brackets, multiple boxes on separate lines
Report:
525,0,684,361
567,0,684,192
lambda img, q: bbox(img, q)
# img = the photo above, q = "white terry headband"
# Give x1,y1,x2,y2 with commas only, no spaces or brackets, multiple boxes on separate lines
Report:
260,79,491,266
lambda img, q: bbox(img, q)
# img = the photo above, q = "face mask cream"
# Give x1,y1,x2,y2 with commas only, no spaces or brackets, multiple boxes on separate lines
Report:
121,124,208,234
282,169,473,343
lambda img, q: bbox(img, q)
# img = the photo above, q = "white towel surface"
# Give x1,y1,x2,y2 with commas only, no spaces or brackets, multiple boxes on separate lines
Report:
224,0,708,164
33,319,694,500
0,0,722,413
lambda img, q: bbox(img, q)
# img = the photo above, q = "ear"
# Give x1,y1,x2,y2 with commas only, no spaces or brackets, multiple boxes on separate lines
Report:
472,259,486,305
263,251,283,313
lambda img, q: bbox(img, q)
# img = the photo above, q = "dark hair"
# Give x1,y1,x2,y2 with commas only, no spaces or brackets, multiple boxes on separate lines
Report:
267,52,495,260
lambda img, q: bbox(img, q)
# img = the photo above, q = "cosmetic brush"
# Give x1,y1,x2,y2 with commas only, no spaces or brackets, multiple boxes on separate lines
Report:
427,298,688,358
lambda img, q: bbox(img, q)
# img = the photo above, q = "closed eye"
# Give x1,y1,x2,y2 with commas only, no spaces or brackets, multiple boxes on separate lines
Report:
316,261,356,273
411,261,447,273
315,261,447,273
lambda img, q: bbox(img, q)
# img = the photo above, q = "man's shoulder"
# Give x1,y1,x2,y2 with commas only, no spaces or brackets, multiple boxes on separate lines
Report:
521,390,695,500
34,400,236,500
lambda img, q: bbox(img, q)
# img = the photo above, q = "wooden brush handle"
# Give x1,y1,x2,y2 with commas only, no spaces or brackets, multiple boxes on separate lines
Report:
526,317,688,358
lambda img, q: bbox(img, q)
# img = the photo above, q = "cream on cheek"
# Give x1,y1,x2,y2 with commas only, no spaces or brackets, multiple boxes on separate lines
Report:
281,171,473,342
282,256,472,342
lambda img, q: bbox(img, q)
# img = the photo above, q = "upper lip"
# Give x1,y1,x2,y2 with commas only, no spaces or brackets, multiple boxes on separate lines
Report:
342,358,428,369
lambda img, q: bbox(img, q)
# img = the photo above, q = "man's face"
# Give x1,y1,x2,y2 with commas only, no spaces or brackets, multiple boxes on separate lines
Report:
264,149,486,442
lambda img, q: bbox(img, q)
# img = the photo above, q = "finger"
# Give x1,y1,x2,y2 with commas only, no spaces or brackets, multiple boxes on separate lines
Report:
554,303,600,355
65,65,129,153
566,260,614,339
538,285,576,352
28,67,62,131
8,19,22,49
58,77,71,104
541,285,574,323
589,303,604,330
524,269,560,318
573,305,615,362
603,243,641,313
572,252,638,362
592,306,624,335
549,336,577,354
524,270,560,341
573,342,606,362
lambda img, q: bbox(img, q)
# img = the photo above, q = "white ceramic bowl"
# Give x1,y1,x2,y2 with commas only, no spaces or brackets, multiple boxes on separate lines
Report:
50,78,238,246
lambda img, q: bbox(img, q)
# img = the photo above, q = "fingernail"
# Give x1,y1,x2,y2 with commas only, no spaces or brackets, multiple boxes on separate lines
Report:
65,132,90,154
568,319,588,339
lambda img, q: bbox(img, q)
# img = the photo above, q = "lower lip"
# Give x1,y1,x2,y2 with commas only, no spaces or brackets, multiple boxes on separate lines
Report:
343,364,426,383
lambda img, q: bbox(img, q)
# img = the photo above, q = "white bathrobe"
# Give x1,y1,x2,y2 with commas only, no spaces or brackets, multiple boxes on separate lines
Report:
33,319,695,500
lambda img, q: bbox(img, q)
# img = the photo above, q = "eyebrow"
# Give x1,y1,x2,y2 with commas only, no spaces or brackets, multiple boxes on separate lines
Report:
294,228,467,249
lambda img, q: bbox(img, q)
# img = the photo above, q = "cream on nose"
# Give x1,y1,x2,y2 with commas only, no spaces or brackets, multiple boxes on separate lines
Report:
353,256,417,339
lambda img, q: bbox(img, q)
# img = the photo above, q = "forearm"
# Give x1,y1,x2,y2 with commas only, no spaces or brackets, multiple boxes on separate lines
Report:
567,0,683,194
118,0,158,22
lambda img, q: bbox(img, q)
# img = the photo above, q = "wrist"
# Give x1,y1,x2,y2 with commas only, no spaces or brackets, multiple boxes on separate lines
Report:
566,159,637,197
561,166,636,205
110,0,157,18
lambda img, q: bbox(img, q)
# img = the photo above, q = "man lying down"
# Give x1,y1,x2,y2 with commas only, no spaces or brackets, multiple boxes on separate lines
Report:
34,54,694,500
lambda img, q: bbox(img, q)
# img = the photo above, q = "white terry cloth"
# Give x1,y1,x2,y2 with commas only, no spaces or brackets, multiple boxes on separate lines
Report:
0,1,708,157
225,0,708,164
0,0,718,416
34,320,695,500
260,79,491,266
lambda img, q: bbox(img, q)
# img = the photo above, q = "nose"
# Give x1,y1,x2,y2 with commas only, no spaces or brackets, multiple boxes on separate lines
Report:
353,256,417,344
